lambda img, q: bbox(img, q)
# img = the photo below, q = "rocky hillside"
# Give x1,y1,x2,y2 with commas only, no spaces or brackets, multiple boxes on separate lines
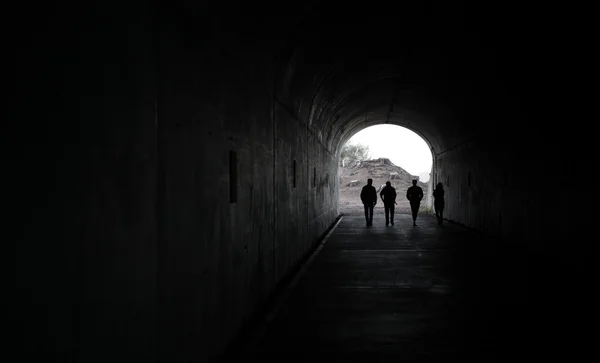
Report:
339,158,429,215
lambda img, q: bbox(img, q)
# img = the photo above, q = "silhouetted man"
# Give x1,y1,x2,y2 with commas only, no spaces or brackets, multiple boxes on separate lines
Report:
360,178,377,226
406,179,423,226
380,181,397,226
433,182,445,226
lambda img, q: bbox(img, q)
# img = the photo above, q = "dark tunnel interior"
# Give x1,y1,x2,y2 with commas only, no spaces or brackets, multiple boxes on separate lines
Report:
7,1,595,362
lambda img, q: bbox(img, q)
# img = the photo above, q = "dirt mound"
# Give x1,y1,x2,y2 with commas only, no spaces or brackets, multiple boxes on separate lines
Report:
339,158,428,215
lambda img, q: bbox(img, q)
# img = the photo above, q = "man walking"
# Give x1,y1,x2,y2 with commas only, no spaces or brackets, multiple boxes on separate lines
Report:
406,179,424,226
433,182,445,226
380,181,397,226
360,178,377,226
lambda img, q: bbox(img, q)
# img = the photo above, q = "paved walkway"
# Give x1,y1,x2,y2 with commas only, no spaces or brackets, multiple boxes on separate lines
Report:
223,213,583,362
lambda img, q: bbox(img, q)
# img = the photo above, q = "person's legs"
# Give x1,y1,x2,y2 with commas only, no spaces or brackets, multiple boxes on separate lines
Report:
364,204,369,226
390,204,395,225
384,204,390,225
411,202,419,226
368,205,374,225
439,204,444,225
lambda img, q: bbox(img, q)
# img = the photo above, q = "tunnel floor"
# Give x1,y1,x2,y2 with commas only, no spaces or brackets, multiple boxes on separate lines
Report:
222,213,582,362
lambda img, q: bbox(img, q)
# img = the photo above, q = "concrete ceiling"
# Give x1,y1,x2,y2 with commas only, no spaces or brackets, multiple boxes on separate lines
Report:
269,2,527,157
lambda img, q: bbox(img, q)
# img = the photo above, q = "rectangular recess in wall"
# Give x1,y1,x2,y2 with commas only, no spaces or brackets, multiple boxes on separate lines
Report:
229,150,237,203
293,159,297,188
313,167,317,188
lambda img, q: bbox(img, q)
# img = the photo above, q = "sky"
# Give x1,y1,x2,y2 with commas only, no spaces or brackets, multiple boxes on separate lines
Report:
345,125,433,182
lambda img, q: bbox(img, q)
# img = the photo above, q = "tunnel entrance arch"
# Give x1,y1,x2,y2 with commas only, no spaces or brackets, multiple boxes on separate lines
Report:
337,124,434,218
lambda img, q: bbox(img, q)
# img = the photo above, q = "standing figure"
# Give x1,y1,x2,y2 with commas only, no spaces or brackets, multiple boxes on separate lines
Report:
406,179,424,226
380,181,397,226
433,182,445,226
360,178,377,226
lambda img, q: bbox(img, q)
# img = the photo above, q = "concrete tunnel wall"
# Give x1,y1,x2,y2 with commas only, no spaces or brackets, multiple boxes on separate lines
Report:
11,5,340,362
159,16,339,360
10,2,595,363
11,3,158,362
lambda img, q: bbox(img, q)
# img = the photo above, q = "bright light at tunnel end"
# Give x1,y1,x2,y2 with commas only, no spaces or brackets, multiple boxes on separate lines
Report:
344,125,433,182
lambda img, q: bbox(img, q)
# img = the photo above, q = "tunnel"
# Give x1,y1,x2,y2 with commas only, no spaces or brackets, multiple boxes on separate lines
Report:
10,1,594,362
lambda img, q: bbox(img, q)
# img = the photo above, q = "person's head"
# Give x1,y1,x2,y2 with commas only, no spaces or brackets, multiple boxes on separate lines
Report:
412,179,417,186
386,181,391,187
367,178,373,185
436,182,443,190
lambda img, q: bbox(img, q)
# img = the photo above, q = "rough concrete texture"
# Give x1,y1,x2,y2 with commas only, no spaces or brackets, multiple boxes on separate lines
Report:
9,2,594,363
158,27,341,359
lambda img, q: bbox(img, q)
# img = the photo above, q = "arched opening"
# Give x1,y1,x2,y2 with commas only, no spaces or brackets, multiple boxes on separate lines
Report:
337,124,433,217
